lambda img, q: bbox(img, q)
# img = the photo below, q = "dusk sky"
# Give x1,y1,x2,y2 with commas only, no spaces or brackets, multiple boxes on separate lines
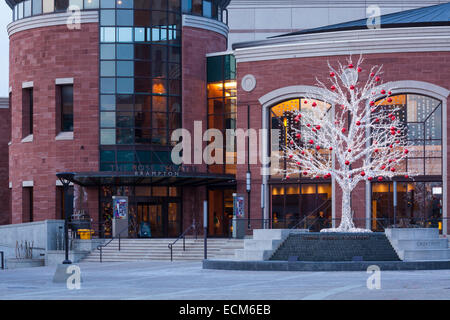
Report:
0,2,11,97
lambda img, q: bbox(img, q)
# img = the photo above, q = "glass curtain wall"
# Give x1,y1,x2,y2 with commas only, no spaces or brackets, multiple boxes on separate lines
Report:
99,0,182,172
206,54,237,175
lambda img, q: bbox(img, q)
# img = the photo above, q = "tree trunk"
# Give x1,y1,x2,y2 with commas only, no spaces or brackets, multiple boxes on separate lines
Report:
337,189,356,231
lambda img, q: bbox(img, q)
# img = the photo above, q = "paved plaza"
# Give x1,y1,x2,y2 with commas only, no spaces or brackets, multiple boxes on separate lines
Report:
1,261,450,300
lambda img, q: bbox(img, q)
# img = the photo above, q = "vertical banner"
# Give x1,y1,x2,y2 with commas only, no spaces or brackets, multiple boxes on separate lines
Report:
232,193,246,238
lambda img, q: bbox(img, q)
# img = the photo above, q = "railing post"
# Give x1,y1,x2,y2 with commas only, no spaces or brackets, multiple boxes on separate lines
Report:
119,234,121,251
0,251,4,270
100,247,102,263
169,245,173,262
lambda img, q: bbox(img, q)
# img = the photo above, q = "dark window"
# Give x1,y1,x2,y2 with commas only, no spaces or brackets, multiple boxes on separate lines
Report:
60,85,74,132
55,0,69,12
22,187,33,223
22,87,33,137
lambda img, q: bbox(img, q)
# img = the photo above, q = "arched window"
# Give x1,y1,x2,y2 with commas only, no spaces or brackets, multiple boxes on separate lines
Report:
371,93,443,230
270,98,331,179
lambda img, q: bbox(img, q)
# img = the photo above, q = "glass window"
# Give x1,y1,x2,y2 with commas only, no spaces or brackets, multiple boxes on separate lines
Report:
84,0,99,9
116,95,134,111
101,112,116,127
101,61,116,77
60,85,74,132
117,61,134,77
134,0,151,9
101,95,116,111
192,0,202,14
182,0,192,12
101,44,116,59
100,150,115,162
24,0,32,17
117,78,134,94
134,27,145,41
134,10,151,27
101,129,116,145
100,9,115,25
101,78,115,94
69,0,84,9
116,128,134,144
101,27,116,42
117,9,134,26
99,0,114,8
117,44,134,59
117,27,133,42
55,0,69,12
117,0,133,9
203,0,212,18
18,2,24,18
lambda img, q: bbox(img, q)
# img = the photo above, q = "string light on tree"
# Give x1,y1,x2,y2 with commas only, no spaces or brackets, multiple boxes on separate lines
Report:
278,56,417,233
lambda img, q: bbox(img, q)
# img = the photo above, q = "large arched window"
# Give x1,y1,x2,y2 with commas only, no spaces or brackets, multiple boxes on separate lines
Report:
269,98,332,229
270,98,331,179
374,94,442,176
371,93,443,230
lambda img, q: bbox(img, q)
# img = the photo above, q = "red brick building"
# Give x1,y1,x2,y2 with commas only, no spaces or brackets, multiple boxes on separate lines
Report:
3,1,450,237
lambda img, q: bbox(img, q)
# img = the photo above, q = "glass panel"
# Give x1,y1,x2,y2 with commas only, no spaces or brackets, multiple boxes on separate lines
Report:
85,0,99,9
101,27,116,42
116,128,134,144
101,95,116,111
18,2,24,18
203,0,212,18
152,96,167,112
135,95,151,112
117,0,133,9
61,85,74,132
100,150,115,162
24,0,32,17
55,0,69,12
42,0,53,13
101,112,116,127
117,112,133,127
117,27,133,42
117,9,134,26
101,129,116,145
134,27,145,41
117,61,134,77
117,78,134,94
101,61,116,77
117,44,134,59
100,9,115,25
100,0,115,8
192,0,202,14
100,78,115,94
116,95,133,111
101,44,116,59
69,0,84,9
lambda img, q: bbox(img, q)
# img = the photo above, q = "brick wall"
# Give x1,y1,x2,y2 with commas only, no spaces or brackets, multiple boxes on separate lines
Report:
0,106,10,225
236,52,450,224
9,23,100,224
181,26,227,230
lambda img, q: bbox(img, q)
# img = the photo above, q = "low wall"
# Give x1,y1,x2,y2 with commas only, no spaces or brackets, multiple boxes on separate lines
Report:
0,220,65,267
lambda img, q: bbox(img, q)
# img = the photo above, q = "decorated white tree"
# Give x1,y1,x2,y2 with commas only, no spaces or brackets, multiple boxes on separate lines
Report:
279,56,416,232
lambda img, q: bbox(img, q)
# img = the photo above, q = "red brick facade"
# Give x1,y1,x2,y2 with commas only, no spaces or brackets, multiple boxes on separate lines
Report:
9,23,99,224
0,105,11,225
181,26,227,230
236,52,450,226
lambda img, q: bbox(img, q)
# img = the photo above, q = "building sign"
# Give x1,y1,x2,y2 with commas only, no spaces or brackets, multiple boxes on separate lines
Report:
112,196,128,220
133,164,198,177
233,193,245,218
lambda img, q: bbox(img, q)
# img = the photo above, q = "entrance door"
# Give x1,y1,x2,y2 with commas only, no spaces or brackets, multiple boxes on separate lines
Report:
137,203,163,238
137,202,181,238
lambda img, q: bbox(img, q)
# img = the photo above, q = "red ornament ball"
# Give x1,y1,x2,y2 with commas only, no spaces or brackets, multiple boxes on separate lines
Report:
381,89,386,94
361,171,366,177
330,72,335,77
356,121,361,126
316,145,321,151
331,85,336,91
350,85,355,90
345,160,350,165
378,177,383,181
348,63,354,69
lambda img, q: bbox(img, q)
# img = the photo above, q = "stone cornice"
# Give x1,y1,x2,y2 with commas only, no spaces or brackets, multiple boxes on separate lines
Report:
234,26,450,63
7,11,98,37
182,14,229,38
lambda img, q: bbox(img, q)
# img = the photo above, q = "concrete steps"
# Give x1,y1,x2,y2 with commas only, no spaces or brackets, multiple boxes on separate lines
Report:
385,228,450,261
234,229,309,261
81,238,244,262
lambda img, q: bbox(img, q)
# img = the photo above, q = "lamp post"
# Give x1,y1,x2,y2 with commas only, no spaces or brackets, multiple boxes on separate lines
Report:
56,172,75,265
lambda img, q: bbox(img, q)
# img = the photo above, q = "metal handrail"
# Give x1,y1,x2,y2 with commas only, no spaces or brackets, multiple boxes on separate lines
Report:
168,221,199,262
290,200,332,230
97,224,130,263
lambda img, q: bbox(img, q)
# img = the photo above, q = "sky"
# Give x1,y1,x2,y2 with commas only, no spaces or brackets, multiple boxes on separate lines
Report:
0,2,10,98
